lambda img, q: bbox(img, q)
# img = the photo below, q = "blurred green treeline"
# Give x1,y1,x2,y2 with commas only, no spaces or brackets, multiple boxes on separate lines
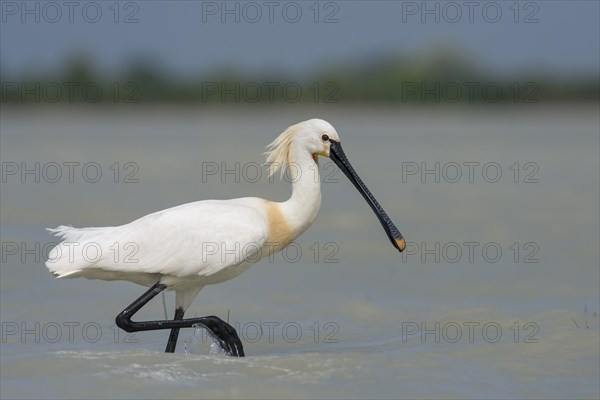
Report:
1,52,598,105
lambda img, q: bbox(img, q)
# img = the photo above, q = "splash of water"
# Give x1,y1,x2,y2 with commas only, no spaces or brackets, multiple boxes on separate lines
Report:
183,323,225,356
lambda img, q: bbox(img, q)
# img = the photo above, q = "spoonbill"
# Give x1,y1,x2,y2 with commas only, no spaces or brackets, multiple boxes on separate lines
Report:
46,119,405,357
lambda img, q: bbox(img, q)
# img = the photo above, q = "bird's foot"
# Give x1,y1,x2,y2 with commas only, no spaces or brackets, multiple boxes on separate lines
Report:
195,316,245,357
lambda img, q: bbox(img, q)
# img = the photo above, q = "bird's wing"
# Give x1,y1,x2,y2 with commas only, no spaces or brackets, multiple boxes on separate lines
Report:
46,200,268,280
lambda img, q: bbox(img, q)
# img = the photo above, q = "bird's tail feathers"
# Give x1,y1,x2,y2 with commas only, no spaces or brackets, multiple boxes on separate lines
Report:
45,225,113,278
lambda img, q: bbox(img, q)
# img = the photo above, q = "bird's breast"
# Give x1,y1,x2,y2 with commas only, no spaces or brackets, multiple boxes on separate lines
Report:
263,200,297,254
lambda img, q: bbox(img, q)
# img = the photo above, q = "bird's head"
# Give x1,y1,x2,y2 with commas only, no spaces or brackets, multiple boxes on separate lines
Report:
298,118,341,161
265,119,340,170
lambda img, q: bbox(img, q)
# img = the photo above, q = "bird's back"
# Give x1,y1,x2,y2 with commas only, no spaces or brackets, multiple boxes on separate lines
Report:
46,198,269,287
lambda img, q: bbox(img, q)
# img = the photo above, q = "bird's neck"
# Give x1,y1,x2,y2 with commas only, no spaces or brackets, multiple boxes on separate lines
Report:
279,144,322,235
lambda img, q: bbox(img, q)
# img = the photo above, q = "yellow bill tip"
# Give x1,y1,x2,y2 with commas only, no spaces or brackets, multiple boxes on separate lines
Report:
396,238,406,252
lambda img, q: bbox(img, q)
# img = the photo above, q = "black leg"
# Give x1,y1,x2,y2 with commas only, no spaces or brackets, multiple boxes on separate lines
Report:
115,283,244,357
165,308,184,353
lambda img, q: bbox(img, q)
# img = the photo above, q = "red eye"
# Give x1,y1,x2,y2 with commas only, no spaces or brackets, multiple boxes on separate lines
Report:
321,134,329,141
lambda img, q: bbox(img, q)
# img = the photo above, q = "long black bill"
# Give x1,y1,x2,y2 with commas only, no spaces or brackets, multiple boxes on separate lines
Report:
329,140,406,253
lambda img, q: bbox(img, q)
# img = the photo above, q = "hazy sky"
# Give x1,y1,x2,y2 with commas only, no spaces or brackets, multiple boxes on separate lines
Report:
1,1,599,78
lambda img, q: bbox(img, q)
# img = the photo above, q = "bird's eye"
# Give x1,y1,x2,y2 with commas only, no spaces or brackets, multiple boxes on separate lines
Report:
321,134,329,141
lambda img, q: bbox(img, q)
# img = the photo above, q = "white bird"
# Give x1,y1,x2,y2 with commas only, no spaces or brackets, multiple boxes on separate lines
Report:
46,119,405,356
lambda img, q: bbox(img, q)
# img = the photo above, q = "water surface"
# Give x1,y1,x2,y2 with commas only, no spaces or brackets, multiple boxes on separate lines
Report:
1,105,598,399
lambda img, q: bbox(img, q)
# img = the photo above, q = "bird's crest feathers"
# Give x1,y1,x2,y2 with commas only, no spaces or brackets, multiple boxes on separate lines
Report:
264,123,301,178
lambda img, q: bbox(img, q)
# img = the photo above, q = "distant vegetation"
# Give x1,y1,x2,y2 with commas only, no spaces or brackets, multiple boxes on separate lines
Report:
2,52,598,105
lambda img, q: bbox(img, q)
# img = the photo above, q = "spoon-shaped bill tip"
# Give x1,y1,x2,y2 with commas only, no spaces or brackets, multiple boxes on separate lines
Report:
395,238,406,252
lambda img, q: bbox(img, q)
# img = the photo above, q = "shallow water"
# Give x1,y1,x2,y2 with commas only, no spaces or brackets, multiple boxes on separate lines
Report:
1,105,599,399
